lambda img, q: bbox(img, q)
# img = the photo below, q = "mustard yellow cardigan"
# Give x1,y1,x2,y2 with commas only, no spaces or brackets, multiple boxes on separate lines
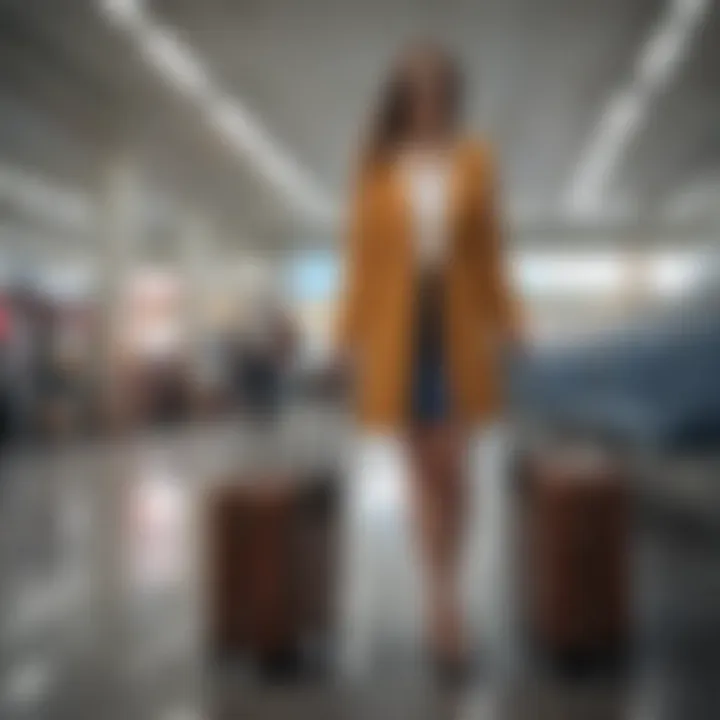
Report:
336,139,522,429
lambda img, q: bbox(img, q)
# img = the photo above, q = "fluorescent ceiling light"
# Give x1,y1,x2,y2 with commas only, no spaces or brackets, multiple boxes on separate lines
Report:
209,98,272,161
0,164,93,230
606,90,644,135
674,0,711,22
564,0,710,217
635,7,696,91
100,0,144,29
138,27,212,97
564,87,645,217
564,91,643,216
96,0,335,223
208,97,335,221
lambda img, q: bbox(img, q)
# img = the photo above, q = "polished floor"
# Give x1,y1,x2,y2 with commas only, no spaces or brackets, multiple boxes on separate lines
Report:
1,411,719,719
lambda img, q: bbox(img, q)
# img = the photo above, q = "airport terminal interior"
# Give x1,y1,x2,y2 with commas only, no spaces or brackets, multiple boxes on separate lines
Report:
1,0,720,718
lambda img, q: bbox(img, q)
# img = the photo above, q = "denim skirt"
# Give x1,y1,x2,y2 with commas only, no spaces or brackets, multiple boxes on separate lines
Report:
410,273,450,425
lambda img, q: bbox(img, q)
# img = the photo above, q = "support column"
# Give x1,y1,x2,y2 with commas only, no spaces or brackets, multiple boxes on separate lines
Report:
180,214,211,381
180,214,225,420
90,148,145,714
95,151,143,421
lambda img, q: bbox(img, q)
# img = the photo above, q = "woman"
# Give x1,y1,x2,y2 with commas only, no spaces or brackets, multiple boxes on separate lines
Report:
335,42,523,678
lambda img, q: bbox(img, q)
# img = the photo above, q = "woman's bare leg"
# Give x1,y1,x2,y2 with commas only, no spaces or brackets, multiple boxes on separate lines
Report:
409,424,467,660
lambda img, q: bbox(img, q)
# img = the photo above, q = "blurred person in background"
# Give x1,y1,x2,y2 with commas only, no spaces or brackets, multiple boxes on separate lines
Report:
239,284,297,421
124,276,187,425
335,41,522,679
3,284,47,441
0,291,12,444
40,304,91,437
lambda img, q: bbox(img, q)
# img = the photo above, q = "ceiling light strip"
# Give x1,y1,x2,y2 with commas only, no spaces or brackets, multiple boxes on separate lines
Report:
0,164,93,229
564,0,710,217
98,0,335,222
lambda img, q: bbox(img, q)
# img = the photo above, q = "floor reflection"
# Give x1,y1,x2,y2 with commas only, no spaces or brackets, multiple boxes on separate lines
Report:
0,420,719,719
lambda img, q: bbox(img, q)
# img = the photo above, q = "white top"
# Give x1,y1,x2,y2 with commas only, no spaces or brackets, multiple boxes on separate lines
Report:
402,155,451,270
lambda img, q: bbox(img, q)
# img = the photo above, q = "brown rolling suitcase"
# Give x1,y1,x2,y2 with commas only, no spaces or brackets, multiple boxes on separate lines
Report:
522,447,630,669
207,473,338,677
